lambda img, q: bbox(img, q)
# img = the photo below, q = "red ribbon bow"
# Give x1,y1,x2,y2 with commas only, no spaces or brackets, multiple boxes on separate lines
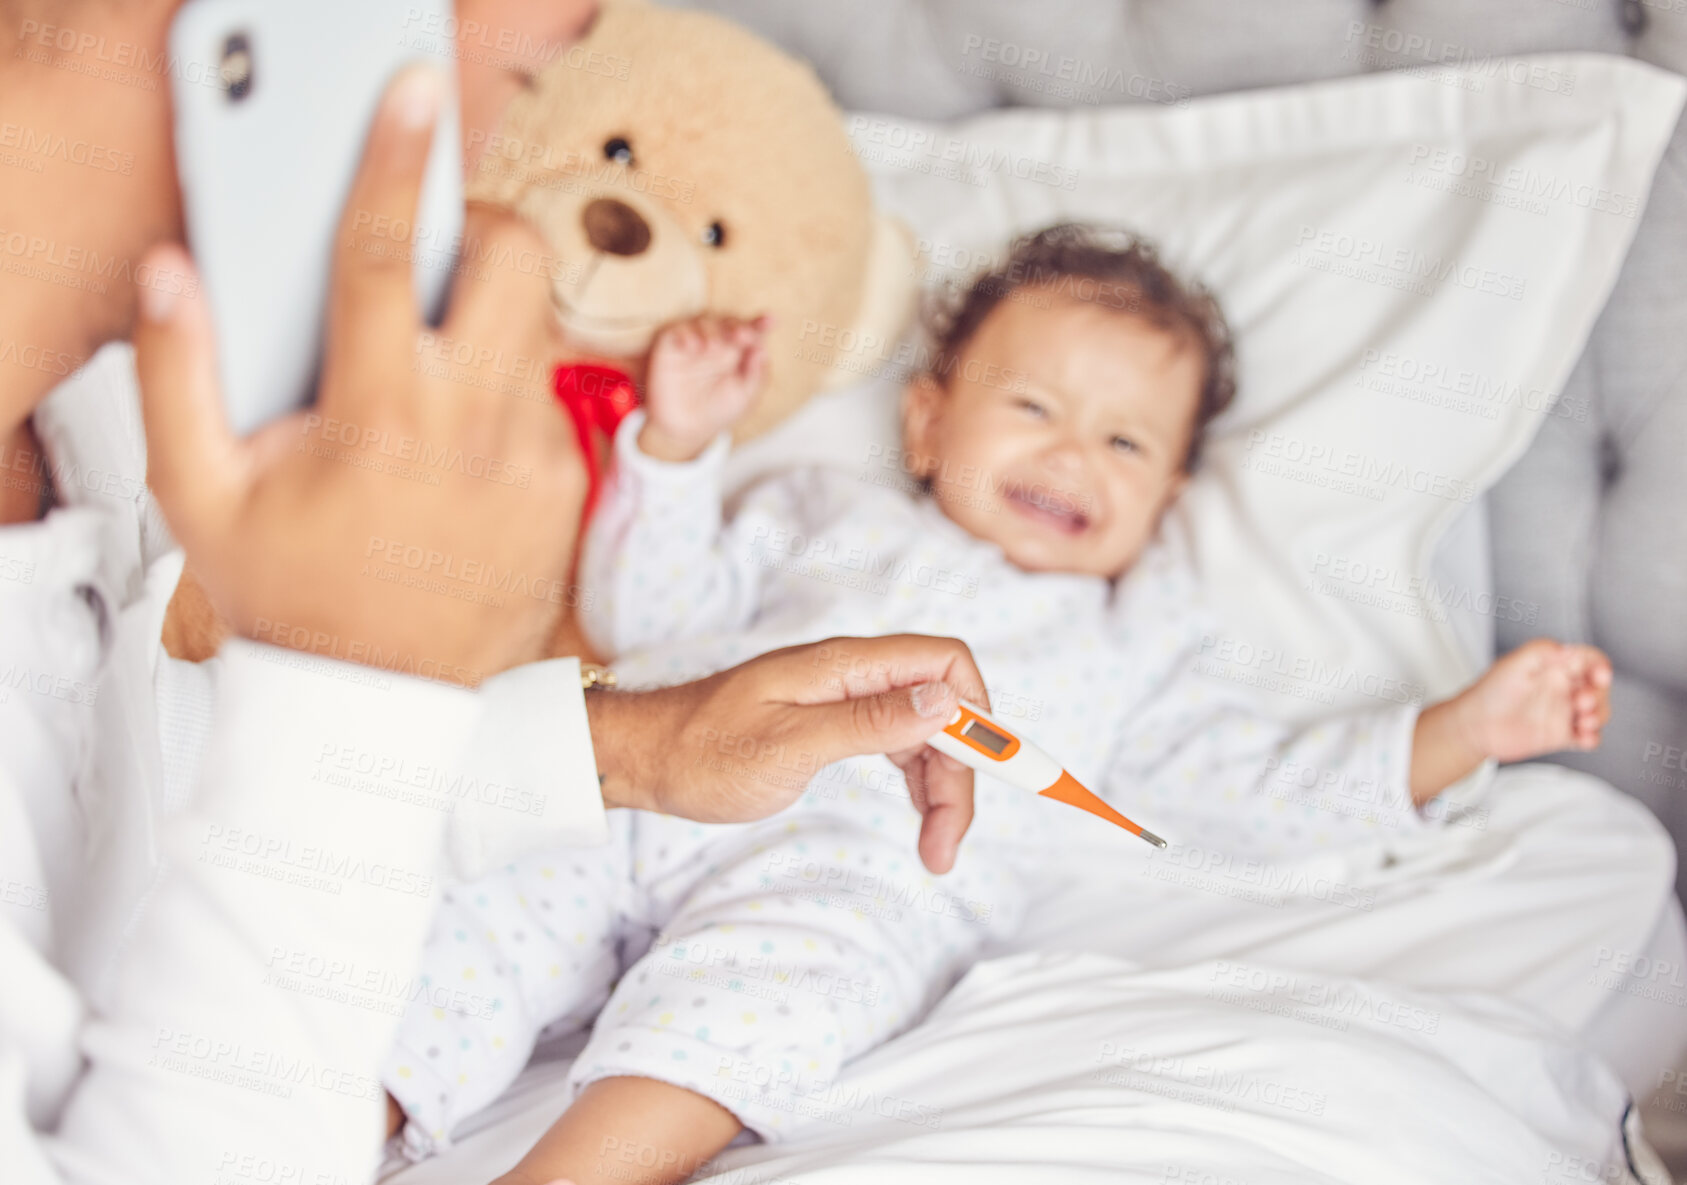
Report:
552,362,641,519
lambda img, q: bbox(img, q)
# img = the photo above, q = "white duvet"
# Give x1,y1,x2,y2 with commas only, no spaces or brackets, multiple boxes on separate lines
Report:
687,951,1642,1185
388,948,1648,1185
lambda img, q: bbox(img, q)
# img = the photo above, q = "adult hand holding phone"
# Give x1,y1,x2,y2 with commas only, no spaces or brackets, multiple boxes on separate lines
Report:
137,47,991,863
136,66,584,685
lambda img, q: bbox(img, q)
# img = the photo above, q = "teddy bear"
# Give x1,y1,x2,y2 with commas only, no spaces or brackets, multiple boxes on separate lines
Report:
475,0,913,441
163,0,915,665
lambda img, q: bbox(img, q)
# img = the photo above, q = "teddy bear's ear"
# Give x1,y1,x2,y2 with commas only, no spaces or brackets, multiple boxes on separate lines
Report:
817,212,919,391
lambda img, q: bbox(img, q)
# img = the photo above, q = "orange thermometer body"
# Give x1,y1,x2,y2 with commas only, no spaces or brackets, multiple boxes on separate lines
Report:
926,701,1167,848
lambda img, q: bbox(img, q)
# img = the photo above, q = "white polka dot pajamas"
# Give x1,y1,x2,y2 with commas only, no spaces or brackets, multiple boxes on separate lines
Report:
387,801,1013,1152
385,817,638,1157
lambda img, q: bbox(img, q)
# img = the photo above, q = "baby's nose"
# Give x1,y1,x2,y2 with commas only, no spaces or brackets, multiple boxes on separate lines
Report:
1040,438,1085,471
582,197,652,257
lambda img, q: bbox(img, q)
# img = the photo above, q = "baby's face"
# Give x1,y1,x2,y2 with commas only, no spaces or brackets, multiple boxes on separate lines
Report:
903,289,1202,578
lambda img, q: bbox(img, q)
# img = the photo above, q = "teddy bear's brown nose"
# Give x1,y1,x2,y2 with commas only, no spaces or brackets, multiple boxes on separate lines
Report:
582,198,652,257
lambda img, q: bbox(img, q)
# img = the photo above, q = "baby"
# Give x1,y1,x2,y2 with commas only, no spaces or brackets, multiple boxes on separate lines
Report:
382,225,1611,1184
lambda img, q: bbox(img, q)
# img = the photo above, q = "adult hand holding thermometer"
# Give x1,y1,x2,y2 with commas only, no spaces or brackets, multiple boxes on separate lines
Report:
926,701,1168,848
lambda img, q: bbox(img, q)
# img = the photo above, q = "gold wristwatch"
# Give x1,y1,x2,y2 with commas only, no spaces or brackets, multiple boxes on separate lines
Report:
580,662,618,690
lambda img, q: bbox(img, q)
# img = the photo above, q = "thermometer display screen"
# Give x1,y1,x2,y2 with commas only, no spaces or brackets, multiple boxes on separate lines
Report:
963,721,1012,755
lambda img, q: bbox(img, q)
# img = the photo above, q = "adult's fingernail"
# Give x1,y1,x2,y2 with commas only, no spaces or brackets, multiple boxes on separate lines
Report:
138,246,192,322
140,281,177,323
910,680,955,718
392,65,444,129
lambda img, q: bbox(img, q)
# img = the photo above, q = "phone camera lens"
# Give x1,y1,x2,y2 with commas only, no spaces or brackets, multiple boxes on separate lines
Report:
220,33,254,102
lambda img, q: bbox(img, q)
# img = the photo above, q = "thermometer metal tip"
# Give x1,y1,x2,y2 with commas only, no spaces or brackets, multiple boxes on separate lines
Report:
1041,771,1167,849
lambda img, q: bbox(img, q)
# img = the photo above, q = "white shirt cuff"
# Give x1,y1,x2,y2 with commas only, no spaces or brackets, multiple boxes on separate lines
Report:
446,657,609,880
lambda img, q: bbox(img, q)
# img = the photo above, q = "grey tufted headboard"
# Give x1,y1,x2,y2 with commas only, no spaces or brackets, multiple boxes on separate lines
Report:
663,0,1687,898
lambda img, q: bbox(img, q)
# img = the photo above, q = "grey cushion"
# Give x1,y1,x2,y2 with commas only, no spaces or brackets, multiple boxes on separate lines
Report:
666,0,1687,895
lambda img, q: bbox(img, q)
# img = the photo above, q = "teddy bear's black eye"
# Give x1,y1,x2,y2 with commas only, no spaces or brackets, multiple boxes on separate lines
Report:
603,137,634,166
702,221,727,248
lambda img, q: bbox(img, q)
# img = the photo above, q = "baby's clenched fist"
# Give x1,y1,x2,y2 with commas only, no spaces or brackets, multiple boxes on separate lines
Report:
1453,638,1612,763
638,313,771,462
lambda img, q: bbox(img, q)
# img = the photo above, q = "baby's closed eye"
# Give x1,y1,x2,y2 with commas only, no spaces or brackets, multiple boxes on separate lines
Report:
1109,435,1139,455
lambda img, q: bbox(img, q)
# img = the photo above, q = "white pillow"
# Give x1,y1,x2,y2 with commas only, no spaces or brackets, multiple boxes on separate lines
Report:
726,53,1684,724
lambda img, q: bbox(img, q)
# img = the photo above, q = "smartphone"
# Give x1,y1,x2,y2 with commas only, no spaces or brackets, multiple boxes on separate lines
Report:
169,0,463,436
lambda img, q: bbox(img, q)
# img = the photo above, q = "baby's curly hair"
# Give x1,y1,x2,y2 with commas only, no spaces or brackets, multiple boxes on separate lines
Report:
922,223,1237,470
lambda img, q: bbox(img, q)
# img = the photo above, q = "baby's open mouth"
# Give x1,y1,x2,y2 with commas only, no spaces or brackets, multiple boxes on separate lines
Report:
1004,483,1091,535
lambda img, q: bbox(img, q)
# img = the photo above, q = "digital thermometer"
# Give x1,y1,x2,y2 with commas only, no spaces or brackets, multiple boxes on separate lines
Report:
925,701,1167,848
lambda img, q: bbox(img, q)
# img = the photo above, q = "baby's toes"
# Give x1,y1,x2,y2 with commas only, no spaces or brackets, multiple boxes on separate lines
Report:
1562,643,1612,686
1571,706,1605,748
